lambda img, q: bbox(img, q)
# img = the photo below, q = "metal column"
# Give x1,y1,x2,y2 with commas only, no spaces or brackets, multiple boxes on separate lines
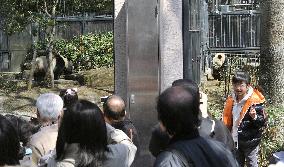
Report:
127,0,159,166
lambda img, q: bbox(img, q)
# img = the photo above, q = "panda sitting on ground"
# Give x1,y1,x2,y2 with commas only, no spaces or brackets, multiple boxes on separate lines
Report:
34,54,73,81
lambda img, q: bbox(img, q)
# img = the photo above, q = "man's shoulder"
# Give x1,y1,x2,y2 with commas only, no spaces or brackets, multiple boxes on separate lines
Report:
106,143,129,156
154,151,185,167
225,95,234,102
169,138,237,167
121,118,137,129
111,119,138,137
30,124,58,145
251,88,265,103
32,124,57,136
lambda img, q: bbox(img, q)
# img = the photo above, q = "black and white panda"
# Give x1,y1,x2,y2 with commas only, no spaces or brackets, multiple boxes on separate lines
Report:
212,53,226,81
54,55,73,79
34,55,72,81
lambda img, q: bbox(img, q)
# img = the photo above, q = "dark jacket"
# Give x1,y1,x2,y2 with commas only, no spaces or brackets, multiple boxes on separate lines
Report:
199,117,234,151
154,136,239,167
223,88,266,148
237,105,266,148
149,117,234,157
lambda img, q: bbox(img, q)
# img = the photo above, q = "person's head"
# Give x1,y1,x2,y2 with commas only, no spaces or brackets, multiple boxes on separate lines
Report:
36,93,64,124
56,99,107,166
157,86,201,138
4,114,40,147
0,115,20,166
232,71,251,99
172,79,210,118
103,95,126,123
59,88,78,109
172,79,199,96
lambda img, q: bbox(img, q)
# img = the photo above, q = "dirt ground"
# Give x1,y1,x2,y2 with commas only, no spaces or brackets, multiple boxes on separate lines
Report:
0,67,114,117
0,69,226,119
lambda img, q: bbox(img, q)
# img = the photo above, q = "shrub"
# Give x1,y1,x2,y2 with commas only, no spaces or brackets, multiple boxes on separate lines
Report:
259,106,284,166
22,32,114,72
0,73,25,93
54,32,113,71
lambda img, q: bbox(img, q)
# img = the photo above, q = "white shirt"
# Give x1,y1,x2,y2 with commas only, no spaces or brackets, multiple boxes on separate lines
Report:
231,86,253,145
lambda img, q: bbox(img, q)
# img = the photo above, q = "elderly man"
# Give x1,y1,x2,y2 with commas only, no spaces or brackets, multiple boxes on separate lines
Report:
103,95,140,156
28,93,63,167
154,86,238,167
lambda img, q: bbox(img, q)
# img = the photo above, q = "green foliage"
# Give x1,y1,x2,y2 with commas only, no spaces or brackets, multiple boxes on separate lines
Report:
0,0,113,34
57,0,113,15
208,101,223,119
0,80,18,93
53,32,114,71
22,32,113,72
259,106,284,166
0,73,23,93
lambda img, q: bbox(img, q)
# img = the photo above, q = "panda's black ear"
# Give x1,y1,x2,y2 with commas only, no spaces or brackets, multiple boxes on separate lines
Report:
59,89,67,97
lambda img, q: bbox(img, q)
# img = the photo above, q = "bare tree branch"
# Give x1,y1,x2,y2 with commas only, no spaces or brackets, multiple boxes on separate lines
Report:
44,1,51,17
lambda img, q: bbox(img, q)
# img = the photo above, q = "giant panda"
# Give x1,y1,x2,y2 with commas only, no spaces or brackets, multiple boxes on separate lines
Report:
54,55,73,79
33,55,72,81
212,53,226,81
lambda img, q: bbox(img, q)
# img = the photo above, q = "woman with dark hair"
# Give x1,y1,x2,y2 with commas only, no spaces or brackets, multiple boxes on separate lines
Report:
46,99,137,167
0,115,21,167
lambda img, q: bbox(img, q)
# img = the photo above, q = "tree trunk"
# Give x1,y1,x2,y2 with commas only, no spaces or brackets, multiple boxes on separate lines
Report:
28,23,38,90
46,35,55,88
46,26,56,88
259,0,284,106
45,0,58,88
28,41,37,90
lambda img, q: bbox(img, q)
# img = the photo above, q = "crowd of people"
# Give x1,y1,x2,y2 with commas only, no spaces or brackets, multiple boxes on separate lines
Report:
0,71,281,167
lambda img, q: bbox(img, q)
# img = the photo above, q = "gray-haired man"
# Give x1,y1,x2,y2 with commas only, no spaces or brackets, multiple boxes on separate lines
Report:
28,93,63,166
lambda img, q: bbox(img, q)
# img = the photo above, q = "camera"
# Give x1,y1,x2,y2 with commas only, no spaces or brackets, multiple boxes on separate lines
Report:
253,104,264,111
101,96,109,103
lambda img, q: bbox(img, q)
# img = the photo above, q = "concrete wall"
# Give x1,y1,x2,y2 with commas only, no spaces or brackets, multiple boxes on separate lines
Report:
114,0,185,96
159,0,184,91
114,0,184,166
114,0,128,101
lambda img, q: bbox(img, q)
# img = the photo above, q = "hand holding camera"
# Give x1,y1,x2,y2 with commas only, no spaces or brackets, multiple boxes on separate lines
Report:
249,104,264,120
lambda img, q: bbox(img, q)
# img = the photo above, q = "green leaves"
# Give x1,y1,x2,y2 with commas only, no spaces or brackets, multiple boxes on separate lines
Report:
259,106,284,166
0,0,113,34
53,32,114,71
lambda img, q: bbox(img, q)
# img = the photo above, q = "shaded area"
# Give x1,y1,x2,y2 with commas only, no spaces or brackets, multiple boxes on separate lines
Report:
0,68,114,114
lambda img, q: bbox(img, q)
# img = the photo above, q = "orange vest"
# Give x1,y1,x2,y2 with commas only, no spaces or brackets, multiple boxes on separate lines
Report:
222,88,265,131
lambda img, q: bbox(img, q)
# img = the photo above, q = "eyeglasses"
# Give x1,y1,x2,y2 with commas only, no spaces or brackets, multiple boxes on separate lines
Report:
233,83,247,88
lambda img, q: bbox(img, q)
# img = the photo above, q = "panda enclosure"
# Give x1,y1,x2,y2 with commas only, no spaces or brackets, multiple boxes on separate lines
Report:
0,0,283,105
0,1,284,166
0,16,113,73
187,0,261,97
0,15,114,115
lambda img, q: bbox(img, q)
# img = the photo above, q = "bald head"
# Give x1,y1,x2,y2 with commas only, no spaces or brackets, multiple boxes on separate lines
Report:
103,95,126,121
